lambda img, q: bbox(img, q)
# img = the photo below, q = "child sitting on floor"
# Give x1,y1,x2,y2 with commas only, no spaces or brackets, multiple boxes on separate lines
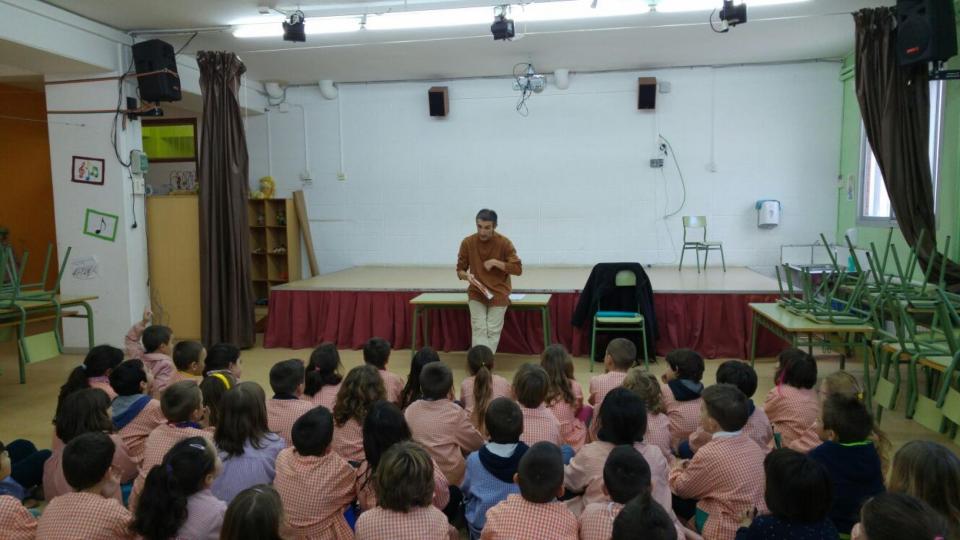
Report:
332,365,386,462
203,342,243,379
406,362,484,486
265,359,314,447
220,485,284,540
579,445,652,540
542,344,589,451
808,394,885,536
683,360,772,457
513,363,563,448
623,367,672,462
274,407,356,539
763,348,820,452
660,348,705,451
355,441,457,540
0,440,37,540
887,440,960,538
54,344,124,421
37,432,133,539
851,493,949,540
482,441,579,540
400,347,442,409
125,308,177,396
304,342,343,410
611,493,677,540
462,397,528,539
109,359,164,468
199,370,237,432
131,437,225,540
462,345,512,432
735,448,837,539
817,371,891,471
364,337,404,405
171,341,206,385
669,384,766,540
588,338,636,441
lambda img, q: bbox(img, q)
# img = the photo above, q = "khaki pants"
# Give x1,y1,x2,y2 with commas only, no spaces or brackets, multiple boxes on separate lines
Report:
468,300,507,353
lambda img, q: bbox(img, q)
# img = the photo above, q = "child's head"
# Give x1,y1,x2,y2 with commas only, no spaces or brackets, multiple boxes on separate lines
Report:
665,349,705,382
763,448,832,523
467,345,495,375
820,371,864,402
467,345,495,431
853,493,948,540
362,400,412,471
362,337,391,369
419,362,453,400
173,341,205,375
598,387,648,444
622,368,666,415
400,347,441,408
292,407,334,457
516,441,564,503
700,384,749,434
142,325,173,354
541,344,576,406
374,441,435,512
109,359,149,397
55,344,123,422
611,493,675,540
888,440,960,526
133,437,220,540
269,358,306,397
304,342,342,397
204,343,242,378
775,348,817,389
161,380,205,424
55,388,113,443
485,397,523,444
603,445,652,504
333,365,386,427
62,431,118,496
221,485,283,540
199,371,236,429
820,394,872,444
715,360,758,398
215,381,270,457
604,338,637,372
513,363,550,409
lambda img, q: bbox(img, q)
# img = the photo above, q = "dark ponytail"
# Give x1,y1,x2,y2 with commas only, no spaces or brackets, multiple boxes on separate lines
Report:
54,345,123,423
304,343,343,398
131,436,216,540
468,345,495,433
400,347,440,409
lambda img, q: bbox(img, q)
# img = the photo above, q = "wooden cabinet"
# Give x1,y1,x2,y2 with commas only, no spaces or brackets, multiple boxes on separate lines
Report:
146,195,201,340
247,199,301,306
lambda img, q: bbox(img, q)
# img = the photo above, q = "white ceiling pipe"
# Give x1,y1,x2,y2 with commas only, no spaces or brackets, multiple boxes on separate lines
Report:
318,80,339,100
554,68,570,89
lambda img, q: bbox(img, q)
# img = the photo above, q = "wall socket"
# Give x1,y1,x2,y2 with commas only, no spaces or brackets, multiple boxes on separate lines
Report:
649,158,664,168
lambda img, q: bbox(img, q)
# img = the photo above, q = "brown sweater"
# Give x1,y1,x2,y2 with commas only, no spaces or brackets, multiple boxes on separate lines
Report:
456,232,522,306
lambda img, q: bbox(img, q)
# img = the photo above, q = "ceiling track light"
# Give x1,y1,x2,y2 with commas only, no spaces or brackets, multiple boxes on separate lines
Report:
283,9,306,41
712,0,747,32
491,5,515,41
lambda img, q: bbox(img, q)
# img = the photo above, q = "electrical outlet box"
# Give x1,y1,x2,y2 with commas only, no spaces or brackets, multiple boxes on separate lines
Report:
132,177,145,195
650,158,664,168
129,150,149,176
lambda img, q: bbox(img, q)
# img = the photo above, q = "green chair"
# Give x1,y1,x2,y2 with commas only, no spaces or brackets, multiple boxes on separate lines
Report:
590,269,649,372
678,216,725,273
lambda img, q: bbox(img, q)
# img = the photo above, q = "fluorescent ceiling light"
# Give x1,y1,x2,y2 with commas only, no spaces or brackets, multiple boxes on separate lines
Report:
365,7,491,30
654,0,810,13
233,16,360,38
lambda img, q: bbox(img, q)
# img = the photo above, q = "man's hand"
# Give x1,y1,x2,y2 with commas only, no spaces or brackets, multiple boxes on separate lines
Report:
458,270,472,281
484,259,505,272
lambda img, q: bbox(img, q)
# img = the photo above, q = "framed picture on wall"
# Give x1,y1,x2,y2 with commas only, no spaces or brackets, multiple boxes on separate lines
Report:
82,208,119,242
71,156,105,185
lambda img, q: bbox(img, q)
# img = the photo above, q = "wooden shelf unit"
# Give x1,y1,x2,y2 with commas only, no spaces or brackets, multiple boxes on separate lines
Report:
247,198,301,307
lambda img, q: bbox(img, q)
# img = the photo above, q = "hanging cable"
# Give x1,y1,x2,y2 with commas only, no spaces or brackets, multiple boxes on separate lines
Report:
659,134,687,218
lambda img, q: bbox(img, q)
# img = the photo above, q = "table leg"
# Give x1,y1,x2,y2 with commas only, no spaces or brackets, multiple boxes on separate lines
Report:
861,334,873,410
750,316,759,367
542,307,551,350
423,309,431,350
410,307,420,360
81,302,94,349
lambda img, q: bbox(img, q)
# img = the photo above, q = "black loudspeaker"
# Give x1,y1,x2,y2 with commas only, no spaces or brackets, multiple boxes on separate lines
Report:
428,86,448,117
638,77,656,110
896,0,957,66
132,39,181,102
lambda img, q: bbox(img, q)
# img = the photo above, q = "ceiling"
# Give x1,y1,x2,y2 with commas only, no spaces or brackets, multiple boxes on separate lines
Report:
40,0,894,83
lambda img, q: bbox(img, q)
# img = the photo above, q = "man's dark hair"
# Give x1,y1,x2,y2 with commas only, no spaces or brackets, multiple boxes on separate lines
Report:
764,449,833,522
822,394,874,443
142,325,173,353
109,359,148,396
63,431,115,490
665,349,705,381
419,362,453,400
363,337,391,369
702,384,750,432
476,208,498,225
173,341,204,371
715,360,759,398
292,407,332,457
205,343,240,375
604,445,652,504
269,359,305,396
485,397,523,444
517,442,564,504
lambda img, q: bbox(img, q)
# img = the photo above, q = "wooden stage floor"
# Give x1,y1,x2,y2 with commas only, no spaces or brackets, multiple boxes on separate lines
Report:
276,265,779,294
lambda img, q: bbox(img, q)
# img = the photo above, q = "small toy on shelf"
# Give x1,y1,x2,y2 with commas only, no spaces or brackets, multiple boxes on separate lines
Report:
250,176,276,199
276,211,286,226
256,214,265,226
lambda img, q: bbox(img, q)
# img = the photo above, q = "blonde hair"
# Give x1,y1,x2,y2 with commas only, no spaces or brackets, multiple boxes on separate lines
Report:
622,368,665,415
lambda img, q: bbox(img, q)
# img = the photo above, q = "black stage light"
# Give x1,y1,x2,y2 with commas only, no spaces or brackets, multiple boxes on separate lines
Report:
719,0,747,28
283,10,306,42
491,12,514,41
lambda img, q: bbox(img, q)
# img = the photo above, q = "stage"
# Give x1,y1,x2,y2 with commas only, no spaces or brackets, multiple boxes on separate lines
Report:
264,266,786,358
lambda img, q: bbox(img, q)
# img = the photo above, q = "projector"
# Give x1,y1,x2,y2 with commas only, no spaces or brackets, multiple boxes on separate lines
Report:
514,74,546,93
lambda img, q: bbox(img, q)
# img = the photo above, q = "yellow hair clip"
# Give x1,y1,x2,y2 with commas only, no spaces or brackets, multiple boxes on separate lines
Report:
210,372,232,390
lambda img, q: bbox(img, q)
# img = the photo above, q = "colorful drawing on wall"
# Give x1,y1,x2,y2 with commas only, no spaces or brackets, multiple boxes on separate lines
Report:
71,156,105,185
82,209,119,242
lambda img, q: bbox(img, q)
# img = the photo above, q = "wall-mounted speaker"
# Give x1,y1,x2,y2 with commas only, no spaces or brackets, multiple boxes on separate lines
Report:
896,0,957,66
638,77,656,110
132,39,181,103
428,86,449,117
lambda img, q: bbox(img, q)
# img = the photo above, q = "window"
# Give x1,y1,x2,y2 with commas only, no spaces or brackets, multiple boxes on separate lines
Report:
858,80,945,225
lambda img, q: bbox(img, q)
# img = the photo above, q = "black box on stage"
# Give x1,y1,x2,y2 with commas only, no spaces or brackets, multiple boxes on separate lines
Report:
896,0,957,66
132,39,182,102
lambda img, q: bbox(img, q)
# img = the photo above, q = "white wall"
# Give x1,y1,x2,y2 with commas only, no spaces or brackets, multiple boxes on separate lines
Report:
247,62,842,273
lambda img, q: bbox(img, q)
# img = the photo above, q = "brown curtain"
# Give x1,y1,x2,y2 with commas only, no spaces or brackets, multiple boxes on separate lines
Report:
197,51,255,347
853,8,960,290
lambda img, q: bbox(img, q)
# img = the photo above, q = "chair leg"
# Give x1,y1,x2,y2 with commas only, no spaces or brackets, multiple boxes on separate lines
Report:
704,248,709,270
719,246,726,272
678,247,686,271
695,249,701,274
641,325,649,371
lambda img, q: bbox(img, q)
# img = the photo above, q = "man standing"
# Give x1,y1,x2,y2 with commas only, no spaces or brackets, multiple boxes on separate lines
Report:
456,209,522,353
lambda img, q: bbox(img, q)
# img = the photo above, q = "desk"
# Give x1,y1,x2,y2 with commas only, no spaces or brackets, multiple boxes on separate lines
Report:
749,302,875,406
410,293,552,356
0,295,97,383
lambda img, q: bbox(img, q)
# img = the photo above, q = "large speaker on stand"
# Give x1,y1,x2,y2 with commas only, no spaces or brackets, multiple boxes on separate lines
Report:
896,0,957,66
132,39,182,102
